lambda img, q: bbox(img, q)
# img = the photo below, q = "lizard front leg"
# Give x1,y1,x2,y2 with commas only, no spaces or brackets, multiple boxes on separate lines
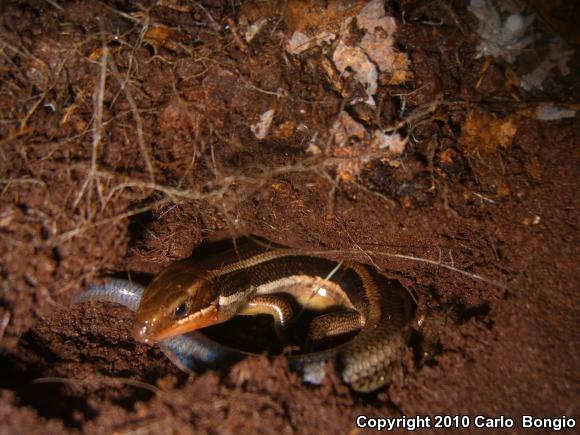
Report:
239,294,294,344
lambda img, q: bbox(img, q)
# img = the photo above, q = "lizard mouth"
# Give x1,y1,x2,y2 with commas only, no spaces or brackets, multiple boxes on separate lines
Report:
133,305,219,344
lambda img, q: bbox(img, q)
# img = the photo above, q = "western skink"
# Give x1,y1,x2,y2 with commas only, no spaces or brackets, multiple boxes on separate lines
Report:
75,243,415,392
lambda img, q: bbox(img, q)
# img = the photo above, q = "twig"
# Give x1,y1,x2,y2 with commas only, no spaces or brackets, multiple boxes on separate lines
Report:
42,0,63,11
191,1,221,33
73,38,108,208
320,249,506,288
108,55,156,185
0,311,10,343
244,240,505,288
33,376,161,395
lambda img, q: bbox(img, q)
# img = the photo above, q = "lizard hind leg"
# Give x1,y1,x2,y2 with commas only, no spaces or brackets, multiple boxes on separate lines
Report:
305,310,364,352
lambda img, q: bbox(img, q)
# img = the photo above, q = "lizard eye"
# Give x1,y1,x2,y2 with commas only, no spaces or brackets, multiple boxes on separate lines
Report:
173,302,188,319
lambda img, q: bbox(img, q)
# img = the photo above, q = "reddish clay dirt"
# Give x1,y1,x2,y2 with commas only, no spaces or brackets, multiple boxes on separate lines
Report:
0,1,579,434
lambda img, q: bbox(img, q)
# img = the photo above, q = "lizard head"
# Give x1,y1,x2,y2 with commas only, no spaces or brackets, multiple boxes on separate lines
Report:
133,261,221,344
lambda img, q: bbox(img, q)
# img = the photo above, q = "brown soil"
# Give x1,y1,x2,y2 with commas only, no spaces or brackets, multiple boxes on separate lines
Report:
1,1,578,434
